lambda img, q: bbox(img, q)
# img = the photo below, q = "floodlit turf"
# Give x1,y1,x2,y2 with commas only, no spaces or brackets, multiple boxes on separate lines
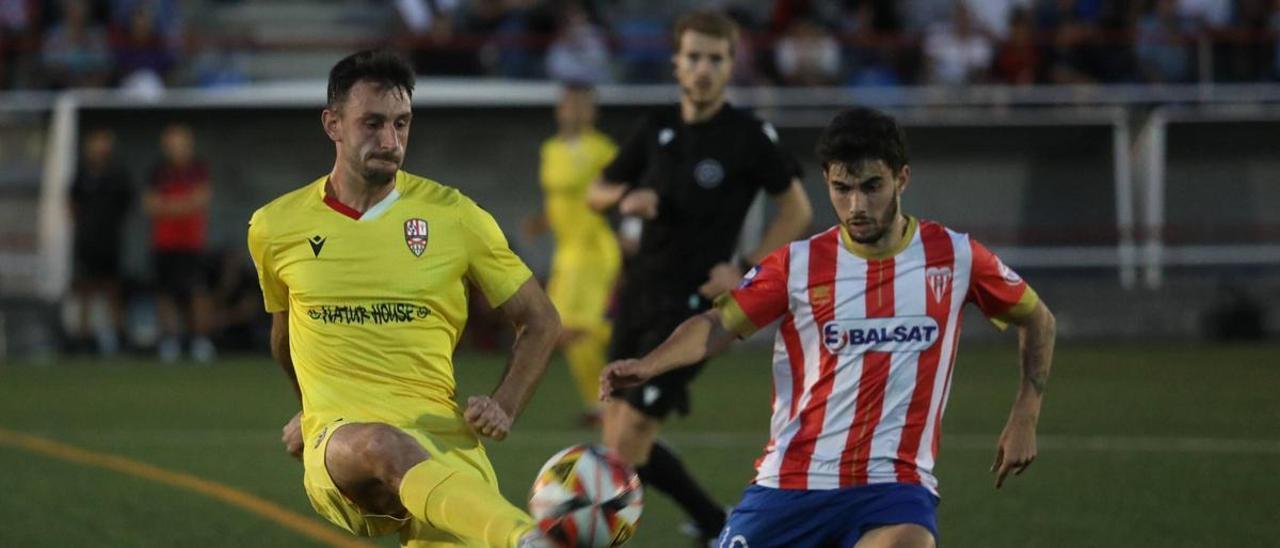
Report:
1,341,1277,547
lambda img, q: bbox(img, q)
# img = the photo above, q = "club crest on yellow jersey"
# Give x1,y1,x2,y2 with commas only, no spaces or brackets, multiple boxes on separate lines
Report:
404,218,429,257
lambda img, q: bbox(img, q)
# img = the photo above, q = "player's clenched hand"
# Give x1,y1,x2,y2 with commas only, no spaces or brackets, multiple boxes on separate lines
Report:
619,188,659,219
465,396,512,441
600,359,651,400
281,411,303,460
698,262,744,298
991,416,1037,489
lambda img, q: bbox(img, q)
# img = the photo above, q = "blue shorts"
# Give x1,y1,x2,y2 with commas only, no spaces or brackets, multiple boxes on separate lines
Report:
716,483,939,548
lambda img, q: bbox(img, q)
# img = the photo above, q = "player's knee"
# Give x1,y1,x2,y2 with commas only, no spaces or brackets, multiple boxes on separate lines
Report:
343,424,429,486
602,402,658,465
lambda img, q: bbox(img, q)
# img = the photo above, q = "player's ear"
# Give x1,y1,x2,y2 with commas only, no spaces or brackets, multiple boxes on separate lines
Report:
897,165,911,194
321,108,341,142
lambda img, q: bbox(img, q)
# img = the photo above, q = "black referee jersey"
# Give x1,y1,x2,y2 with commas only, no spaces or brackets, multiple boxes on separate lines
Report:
603,103,794,313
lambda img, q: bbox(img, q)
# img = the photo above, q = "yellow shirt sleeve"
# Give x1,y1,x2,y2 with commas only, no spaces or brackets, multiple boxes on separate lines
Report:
246,210,288,313
459,198,533,307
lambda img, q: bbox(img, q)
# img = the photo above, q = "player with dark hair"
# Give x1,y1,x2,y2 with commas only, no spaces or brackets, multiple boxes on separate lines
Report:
587,9,814,542
603,106,1057,547
249,49,560,548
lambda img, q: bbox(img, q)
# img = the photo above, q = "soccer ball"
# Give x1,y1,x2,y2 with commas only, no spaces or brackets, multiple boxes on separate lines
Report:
529,444,643,547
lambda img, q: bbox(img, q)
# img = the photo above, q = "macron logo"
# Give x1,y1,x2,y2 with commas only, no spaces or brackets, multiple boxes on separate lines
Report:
822,316,941,354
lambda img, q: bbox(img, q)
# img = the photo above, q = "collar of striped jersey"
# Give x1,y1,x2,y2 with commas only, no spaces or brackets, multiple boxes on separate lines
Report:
318,171,403,221
839,215,918,260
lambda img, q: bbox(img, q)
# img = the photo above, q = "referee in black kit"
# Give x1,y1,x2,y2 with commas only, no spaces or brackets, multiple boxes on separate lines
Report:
588,10,813,543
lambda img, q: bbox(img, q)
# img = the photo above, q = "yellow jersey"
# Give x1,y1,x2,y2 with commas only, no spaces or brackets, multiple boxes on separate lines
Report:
247,171,532,440
538,130,618,266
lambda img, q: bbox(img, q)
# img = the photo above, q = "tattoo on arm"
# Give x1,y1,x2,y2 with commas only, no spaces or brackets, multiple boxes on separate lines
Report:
1018,307,1056,397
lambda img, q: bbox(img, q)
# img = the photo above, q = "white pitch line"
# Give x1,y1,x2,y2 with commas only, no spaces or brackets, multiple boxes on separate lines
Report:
20,428,1280,455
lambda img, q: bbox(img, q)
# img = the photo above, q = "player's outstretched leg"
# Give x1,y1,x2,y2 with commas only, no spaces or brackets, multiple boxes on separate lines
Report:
602,400,726,540
325,422,538,547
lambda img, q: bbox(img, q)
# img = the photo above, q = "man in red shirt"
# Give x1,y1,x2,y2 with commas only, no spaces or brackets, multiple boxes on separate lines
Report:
144,123,215,362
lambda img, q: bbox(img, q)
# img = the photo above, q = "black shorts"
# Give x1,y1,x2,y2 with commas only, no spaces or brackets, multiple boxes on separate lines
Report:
154,250,209,297
73,238,122,281
608,290,712,419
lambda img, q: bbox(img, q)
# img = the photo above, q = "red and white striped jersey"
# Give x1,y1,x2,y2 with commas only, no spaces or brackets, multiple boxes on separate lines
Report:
716,217,1038,495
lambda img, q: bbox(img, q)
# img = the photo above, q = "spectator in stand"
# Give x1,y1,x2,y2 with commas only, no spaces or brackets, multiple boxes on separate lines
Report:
0,0,40,88
727,6,767,86
41,0,112,88
993,6,1040,84
1137,0,1195,82
1092,0,1143,82
68,128,133,356
1037,0,1104,84
143,123,215,363
111,4,179,88
1216,0,1273,81
1178,0,1233,28
109,0,182,42
546,1,612,84
775,15,843,85
901,0,958,33
963,0,1032,38
924,1,994,84
402,0,483,76
839,0,906,87
614,13,669,83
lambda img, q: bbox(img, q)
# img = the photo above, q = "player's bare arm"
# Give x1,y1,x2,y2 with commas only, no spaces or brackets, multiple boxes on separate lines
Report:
993,299,1056,489
601,309,736,398
699,178,812,298
467,278,561,441
587,178,660,219
586,178,628,211
269,310,305,459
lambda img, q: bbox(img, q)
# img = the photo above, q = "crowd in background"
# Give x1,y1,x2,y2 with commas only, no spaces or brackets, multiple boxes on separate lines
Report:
1,0,1279,91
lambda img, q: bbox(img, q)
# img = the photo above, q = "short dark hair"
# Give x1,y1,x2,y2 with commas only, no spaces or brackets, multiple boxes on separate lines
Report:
327,49,415,111
816,107,908,173
672,10,740,55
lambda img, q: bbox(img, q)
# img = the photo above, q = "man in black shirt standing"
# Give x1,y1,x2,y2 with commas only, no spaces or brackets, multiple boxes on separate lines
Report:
588,10,813,542
68,128,134,356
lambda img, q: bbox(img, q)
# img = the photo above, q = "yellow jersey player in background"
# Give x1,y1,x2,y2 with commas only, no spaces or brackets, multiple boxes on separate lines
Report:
525,83,620,424
247,50,561,548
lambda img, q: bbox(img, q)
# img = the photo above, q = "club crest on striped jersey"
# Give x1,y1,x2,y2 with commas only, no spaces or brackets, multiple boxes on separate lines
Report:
404,218,429,257
822,316,940,354
925,266,952,303
738,265,760,289
810,284,834,306
996,258,1022,285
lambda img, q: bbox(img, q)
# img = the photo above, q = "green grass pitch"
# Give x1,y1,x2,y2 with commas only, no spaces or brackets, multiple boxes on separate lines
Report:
1,342,1277,547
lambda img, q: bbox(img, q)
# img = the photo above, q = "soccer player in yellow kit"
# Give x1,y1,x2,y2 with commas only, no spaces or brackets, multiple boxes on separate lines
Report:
248,50,560,548
529,83,620,421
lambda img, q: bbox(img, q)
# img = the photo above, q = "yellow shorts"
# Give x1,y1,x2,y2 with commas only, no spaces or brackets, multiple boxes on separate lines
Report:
302,418,501,547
